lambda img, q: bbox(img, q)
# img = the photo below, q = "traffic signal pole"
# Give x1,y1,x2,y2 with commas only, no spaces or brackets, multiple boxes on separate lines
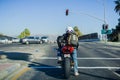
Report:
65,1,107,43
102,0,107,43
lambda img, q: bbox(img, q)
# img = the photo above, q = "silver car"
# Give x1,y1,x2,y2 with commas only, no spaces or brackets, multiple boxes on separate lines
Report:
21,36,42,44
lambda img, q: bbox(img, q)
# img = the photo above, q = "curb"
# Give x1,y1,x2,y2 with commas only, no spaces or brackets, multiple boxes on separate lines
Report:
0,63,21,80
11,67,31,80
98,42,120,46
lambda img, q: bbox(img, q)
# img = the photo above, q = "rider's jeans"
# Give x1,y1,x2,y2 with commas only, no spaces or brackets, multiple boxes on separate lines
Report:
72,49,78,73
57,48,62,57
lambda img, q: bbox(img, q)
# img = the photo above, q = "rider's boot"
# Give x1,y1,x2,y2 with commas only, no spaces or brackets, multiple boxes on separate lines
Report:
57,56,62,64
74,72,79,76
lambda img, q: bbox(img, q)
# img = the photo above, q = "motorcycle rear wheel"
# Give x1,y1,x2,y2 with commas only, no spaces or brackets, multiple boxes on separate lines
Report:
64,57,71,79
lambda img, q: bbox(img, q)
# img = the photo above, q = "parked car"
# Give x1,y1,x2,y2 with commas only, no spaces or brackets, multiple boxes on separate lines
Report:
0,37,8,44
41,36,48,43
12,38,20,43
21,36,42,44
0,37,12,44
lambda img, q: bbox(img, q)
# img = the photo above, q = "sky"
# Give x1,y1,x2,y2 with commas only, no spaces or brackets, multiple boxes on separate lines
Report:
0,0,119,36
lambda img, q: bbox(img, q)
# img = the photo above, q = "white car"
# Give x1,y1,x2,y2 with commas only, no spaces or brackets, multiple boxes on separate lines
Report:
12,38,20,43
41,36,48,43
0,38,9,44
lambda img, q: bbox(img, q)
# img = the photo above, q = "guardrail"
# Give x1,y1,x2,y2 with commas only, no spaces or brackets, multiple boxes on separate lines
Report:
79,33,100,42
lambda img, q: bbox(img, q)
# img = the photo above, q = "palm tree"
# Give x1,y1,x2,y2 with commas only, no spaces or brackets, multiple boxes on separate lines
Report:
114,0,120,42
114,0,120,15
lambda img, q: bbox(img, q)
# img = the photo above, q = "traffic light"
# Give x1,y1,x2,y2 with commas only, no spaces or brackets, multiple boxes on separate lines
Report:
66,9,69,16
102,24,105,30
102,24,108,30
105,24,108,30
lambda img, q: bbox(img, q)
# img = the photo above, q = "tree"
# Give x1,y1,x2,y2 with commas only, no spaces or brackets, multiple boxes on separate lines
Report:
24,28,30,37
18,31,25,38
18,28,31,38
114,0,120,15
113,0,120,42
0,33,6,37
116,18,120,41
0,33,3,36
73,26,82,37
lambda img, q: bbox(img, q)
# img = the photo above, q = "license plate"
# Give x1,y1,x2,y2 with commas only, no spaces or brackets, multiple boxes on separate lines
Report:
64,54,70,57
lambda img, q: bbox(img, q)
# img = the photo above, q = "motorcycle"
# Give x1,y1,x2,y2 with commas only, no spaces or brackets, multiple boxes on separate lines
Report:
58,45,74,79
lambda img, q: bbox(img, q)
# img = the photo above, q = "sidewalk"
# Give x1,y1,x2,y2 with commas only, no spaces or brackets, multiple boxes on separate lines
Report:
0,55,21,79
105,42,120,46
0,49,46,80
99,41,120,47
0,61,21,80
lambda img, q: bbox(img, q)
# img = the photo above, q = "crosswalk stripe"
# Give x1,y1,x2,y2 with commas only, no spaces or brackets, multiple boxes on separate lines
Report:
30,66,120,69
39,57,120,60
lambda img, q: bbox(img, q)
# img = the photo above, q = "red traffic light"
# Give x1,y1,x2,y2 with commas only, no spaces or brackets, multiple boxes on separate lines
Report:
102,24,108,30
66,9,69,16
102,24,105,30
105,24,108,30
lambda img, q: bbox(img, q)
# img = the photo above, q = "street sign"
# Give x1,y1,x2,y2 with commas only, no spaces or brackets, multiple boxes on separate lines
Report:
101,29,112,34
101,30,106,34
106,30,112,34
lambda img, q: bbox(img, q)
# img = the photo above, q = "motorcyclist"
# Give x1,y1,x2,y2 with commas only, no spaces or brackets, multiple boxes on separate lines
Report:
58,26,79,76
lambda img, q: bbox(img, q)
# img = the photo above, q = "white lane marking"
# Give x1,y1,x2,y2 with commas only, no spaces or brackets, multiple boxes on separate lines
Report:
77,67,120,69
30,66,120,69
113,71,120,78
77,58,120,60
39,57,120,60
31,66,61,69
40,57,57,59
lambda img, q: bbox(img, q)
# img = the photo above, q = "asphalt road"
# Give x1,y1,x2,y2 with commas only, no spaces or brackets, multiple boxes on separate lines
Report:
1,42,120,80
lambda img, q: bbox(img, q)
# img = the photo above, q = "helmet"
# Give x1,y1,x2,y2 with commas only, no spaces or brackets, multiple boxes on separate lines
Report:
65,26,73,33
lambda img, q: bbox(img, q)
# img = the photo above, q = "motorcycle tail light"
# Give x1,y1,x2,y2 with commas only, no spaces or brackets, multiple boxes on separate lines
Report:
62,45,74,54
